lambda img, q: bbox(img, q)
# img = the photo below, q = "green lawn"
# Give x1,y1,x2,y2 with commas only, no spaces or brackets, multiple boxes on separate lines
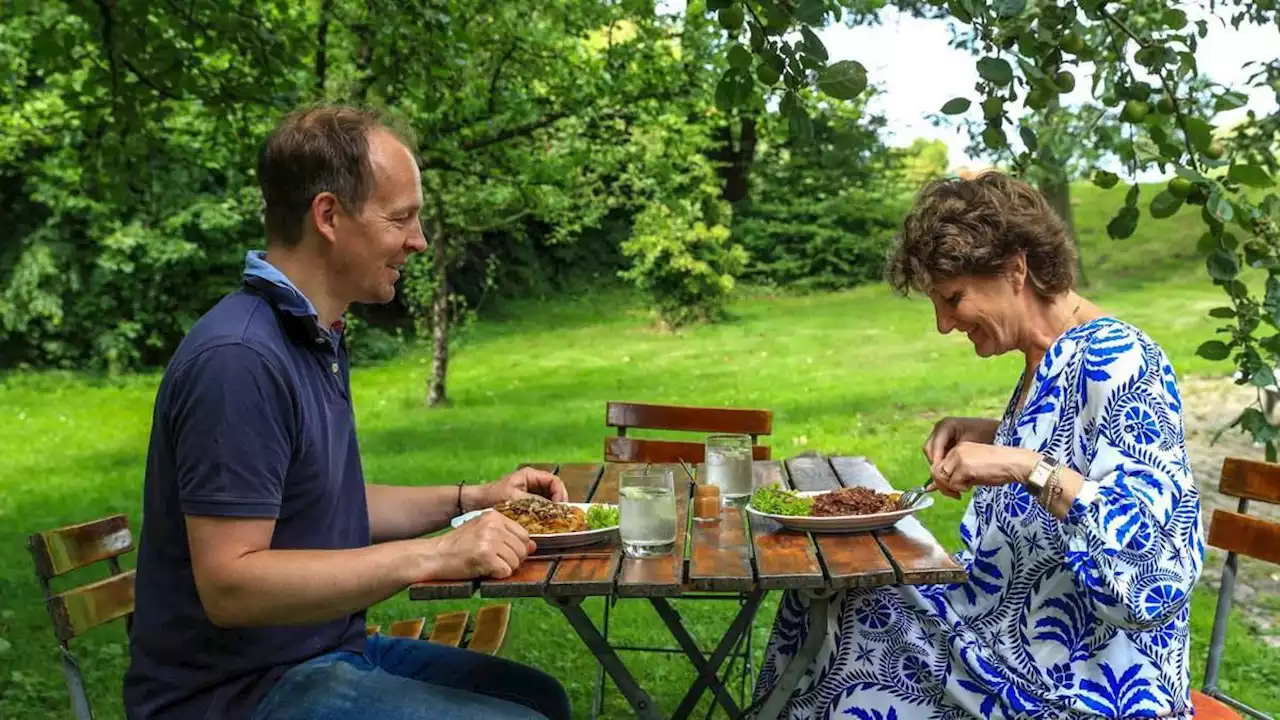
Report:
2,182,1278,718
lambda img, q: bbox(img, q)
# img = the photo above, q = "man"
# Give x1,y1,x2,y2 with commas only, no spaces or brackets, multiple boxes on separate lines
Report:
123,105,573,720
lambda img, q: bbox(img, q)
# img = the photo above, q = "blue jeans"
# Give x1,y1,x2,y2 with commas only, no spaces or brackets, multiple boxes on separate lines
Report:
251,634,571,720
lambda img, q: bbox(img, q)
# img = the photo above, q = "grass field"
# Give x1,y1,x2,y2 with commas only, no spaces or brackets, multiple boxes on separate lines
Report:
2,181,1277,718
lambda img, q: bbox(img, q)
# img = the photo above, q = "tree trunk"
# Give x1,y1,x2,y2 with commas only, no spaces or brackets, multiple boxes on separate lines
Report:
315,0,332,95
712,116,758,203
1038,176,1088,288
427,223,449,407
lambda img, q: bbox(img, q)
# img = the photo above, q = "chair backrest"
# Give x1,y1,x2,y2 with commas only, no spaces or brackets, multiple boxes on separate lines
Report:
1201,457,1280,720
28,514,137,720
603,401,772,463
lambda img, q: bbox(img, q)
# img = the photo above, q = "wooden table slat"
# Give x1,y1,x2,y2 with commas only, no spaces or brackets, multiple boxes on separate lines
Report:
688,462,755,592
480,464,604,598
616,463,692,597
545,463,646,596
781,455,895,589
829,456,967,585
747,461,826,590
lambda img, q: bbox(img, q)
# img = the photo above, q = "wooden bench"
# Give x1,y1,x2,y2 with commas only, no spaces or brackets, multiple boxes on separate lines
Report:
1191,457,1280,720
28,514,516,720
604,400,772,463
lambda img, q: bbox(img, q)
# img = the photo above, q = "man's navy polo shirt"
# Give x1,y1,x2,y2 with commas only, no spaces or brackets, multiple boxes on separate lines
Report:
124,252,371,720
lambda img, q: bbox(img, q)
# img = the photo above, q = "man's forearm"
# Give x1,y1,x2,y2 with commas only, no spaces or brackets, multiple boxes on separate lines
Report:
366,483,490,542
198,539,434,627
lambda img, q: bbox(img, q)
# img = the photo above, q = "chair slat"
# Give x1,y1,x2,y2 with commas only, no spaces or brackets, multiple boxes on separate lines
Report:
466,604,511,655
29,514,133,579
48,570,135,642
1219,457,1280,505
606,402,772,436
427,611,469,647
387,617,425,639
604,437,770,464
1207,510,1280,565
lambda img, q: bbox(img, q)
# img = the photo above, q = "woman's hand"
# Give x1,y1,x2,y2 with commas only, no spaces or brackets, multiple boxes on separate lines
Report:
922,417,1000,465
930,442,1040,499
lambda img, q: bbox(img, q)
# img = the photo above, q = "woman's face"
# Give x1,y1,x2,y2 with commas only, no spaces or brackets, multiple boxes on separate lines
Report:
928,271,1023,358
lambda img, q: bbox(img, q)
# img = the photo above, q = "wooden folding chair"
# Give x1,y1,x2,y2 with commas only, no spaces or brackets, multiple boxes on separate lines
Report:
596,401,773,716
366,604,511,656
28,514,136,720
604,400,772,463
1193,457,1280,720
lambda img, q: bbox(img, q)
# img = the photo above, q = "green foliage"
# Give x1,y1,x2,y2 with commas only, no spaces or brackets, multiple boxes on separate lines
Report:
621,199,746,329
733,97,910,291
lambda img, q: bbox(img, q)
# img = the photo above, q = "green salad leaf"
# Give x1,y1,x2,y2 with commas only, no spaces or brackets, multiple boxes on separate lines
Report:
749,485,813,516
587,504,620,529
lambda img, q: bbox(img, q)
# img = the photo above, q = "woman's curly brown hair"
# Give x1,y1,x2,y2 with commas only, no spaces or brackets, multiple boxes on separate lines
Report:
886,171,1077,297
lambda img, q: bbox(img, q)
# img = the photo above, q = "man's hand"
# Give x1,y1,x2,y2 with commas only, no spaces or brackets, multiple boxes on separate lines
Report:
922,417,1000,465
466,466,568,511
422,511,535,580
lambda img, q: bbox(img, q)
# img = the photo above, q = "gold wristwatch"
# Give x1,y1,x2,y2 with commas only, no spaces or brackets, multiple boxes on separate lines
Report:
1024,453,1060,500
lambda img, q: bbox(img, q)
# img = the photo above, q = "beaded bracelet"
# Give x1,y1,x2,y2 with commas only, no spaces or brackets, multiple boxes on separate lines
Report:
1040,464,1065,514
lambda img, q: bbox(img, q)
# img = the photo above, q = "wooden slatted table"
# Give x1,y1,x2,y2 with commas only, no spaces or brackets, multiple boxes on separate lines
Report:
409,453,966,720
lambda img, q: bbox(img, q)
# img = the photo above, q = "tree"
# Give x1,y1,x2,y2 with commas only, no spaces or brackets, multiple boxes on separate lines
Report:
710,0,1280,456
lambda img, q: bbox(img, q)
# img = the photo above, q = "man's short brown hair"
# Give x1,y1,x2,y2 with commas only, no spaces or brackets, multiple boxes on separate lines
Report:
258,104,416,247
886,171,1076,297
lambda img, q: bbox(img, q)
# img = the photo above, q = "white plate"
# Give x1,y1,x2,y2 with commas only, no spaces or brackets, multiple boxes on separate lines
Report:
450,502,619,549
746,491,933,533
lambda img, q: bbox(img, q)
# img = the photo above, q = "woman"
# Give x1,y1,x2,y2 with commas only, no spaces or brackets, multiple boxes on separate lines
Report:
755,172,1205,719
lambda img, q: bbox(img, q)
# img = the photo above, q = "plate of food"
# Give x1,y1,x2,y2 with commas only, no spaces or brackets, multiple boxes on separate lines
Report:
450,496,620,549
745,484,931,533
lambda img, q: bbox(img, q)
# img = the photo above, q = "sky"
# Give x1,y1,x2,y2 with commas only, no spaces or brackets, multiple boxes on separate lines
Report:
819,6,1278,179
657,2,1278,180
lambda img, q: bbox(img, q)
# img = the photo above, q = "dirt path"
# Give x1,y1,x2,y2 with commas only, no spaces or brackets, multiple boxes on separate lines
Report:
1181,375,1280,648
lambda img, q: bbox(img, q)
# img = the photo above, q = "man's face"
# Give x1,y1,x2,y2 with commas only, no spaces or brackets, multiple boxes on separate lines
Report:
331,130,427,304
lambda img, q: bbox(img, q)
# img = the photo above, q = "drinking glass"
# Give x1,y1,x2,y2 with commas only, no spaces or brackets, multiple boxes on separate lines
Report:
619,468,678,558
705,433,754,502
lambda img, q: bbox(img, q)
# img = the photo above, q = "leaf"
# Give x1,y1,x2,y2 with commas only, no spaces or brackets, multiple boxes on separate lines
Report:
1107,206,1139,239
715,73,737,111
993,0,1027,18
1253,364,1278,390
0,638,10,655
1206,247,1240,281
799,27,828,61
707,0,733,9
787,102,814,144
1092,170,1119,189
1228,163,1275,188
941,98,971,115
1184,117,1214,152
1149,191,1184,219
795,0,826,24
1197,232,1219,255
977,57,1014,86
1196,340,1231,361
1125,184,1140,208
727,44,753,70
1266,194,1280,222
1208,307,1237,319
1208,192,1235,223
1215,91,1249,112
1266,276,1280,327
1175,166,1209,184
1162,9,1188,29
1019,126,1038,152
818,60,867,100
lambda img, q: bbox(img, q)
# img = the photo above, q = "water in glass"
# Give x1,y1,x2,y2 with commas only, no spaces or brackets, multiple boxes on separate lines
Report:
705,434,754,500
619,469,677,558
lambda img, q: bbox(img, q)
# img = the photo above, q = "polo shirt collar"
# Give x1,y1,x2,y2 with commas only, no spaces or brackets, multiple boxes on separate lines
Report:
242,250,346,340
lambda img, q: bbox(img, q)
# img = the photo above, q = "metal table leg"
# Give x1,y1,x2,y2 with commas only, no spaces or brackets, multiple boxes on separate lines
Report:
653,589,765,720
547,595,663,720
753,589,835,720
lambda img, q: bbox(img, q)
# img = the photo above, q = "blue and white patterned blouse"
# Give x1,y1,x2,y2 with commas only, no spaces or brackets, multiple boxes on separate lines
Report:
755,317,1206,719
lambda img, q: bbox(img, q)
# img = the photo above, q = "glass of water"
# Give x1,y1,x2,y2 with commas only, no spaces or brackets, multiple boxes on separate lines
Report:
619,468,678,558
705,433,754,502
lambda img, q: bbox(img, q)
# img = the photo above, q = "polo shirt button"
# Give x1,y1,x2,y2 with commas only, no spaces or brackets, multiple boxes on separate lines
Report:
331,362,339,374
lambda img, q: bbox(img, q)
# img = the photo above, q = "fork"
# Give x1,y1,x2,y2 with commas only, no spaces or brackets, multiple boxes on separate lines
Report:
896,480,936,510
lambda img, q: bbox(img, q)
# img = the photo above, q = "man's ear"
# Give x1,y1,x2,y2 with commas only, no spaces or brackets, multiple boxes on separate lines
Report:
309,192,341,247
